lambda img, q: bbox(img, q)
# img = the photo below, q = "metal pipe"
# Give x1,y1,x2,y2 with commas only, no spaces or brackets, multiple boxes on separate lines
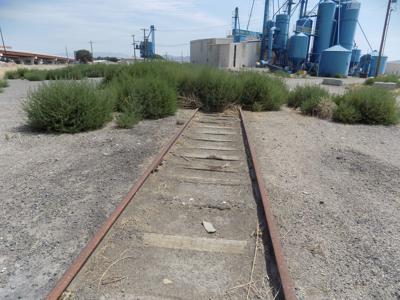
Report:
337,0,341,45
260,0,270,60
299,0,306,18
151,25,156,55
375,0,392,77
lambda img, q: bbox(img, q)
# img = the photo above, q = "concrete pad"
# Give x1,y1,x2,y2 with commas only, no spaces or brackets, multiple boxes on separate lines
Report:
322,78,344,86
373,82,398,90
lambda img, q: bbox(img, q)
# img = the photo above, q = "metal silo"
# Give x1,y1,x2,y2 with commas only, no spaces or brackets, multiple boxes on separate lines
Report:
296,18,313,35
311,0,337,62
273,14,290,51
319,45,352,77
349,48,362,75
338,1,361,50
350,48,361,66
288,33,309,71
369,51,388,76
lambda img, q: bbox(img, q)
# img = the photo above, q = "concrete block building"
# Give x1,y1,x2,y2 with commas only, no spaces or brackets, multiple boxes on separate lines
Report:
190,38,260,69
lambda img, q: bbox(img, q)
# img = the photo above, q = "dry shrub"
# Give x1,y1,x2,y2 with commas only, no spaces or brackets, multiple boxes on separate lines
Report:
315,98,337,120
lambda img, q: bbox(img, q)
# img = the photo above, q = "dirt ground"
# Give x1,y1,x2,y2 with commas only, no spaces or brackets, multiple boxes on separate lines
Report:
245,108,400,299
0,79,193,299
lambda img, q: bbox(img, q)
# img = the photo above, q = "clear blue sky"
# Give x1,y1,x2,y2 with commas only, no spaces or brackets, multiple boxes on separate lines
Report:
0,0,399,60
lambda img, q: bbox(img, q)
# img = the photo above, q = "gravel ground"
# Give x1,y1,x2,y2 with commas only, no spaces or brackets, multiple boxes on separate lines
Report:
0,79,193,299
245,108,400,299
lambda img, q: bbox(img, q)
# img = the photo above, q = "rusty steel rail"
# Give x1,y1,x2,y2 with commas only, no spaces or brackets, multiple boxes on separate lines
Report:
239,108,297,300
46,109,199,300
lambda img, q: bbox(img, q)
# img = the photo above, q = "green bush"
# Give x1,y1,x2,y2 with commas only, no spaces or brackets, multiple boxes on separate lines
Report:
23,81,113,133
0,79,8,89
300,97,322,115
24,70,47,81
333,87,399,125
5,68,29,79
133,77,177,119
365,75,400,87
239,72,288,111
288,85,330,108
194,68,237,112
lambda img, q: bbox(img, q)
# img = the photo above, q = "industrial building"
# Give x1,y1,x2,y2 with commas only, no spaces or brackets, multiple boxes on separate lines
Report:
191,0,394,78
385,61,400,76
190,38,260,69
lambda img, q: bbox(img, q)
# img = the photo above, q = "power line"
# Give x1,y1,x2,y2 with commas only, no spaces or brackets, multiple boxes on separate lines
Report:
247,0,256,30
357,21,373,52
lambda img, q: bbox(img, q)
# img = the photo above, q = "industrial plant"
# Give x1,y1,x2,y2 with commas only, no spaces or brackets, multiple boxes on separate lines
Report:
190,0,393,78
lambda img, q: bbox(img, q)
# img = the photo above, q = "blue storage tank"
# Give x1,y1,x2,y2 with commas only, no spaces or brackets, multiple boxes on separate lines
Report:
351,48,361,65
319,45,352,77
288,33,309,69
369,51,388,76
273,14,290,50
296,18,313,34
339,1,361,50
311,0,337,62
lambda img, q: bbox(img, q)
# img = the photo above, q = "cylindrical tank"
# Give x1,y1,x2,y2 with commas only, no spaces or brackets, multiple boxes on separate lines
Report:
311,0,337,62
273,14,290,50
350,48,361,65
369,51,388,76
296,18,313,35
319,45,352,77
339,1,361,50
288,33,309,68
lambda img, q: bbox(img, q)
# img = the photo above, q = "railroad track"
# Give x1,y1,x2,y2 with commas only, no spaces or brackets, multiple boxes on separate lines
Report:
47,109,295,300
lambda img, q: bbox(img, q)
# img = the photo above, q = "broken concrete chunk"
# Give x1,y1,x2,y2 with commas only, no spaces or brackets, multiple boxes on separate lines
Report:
202,221,216,233
163,278,173,285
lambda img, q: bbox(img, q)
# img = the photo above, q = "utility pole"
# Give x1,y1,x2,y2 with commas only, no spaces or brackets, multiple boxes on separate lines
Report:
132,35,137,61
65,45,69,64
0,26,7,56
141,28,147,61
375,0,393,77
89,40,94,58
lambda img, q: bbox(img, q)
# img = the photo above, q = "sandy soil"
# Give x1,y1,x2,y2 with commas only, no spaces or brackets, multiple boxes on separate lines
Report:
0,79,193,299
245,108,400,299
